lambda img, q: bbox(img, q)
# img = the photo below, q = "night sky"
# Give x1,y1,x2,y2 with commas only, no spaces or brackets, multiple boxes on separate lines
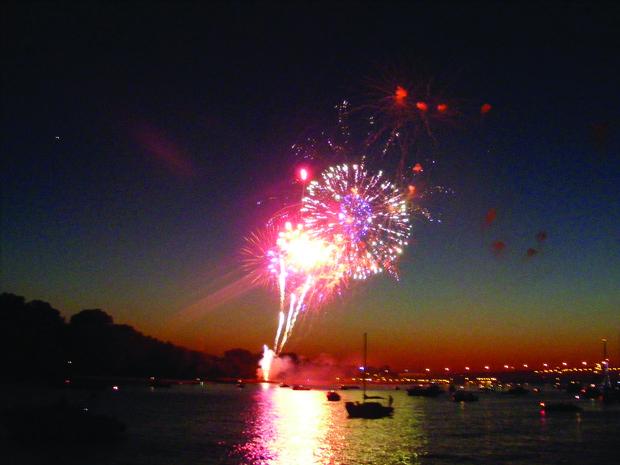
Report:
3,2,619,369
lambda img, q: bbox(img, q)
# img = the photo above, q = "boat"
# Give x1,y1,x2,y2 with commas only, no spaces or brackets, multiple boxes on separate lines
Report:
2,402,125,442
602,388,620,403
539,401,582,413
149,377,173,388
407,384,443,397
345,333,394,419
326,391,341,401
279,383,290,388
346,400,394,418
340,385,361,390
580,385,601,399
292,385,311,390
506,386,529,396
452,390,479,402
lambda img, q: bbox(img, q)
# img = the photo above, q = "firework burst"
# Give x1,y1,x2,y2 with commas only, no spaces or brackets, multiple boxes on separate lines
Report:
241,227,280,287
302,163,411,280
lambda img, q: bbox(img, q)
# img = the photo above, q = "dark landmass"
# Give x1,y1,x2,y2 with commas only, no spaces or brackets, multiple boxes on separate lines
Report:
2,292,616,391
0,292,265,384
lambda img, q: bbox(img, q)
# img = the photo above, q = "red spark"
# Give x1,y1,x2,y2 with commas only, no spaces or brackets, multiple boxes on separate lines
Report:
394,85,408,105
436,103,448,112
491,240,506,255
485,208,497,226
416,101,428,112
299,167,309,182
481,103,492,114
412,163,423,173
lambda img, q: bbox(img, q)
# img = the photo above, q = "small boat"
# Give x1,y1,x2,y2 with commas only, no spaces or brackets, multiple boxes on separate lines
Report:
407,384,443,397
345,334,393,419
326,391,341,401
539,401,582,413
340,385,361,390
149,377,173,388
506,386,529,396
279,383,291,388
580,385,601,399
292,385,311,390
452,391,479,402
602,387,620,403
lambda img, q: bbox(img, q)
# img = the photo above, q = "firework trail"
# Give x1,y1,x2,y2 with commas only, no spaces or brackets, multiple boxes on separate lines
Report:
259,344,275,381
268,221,345,354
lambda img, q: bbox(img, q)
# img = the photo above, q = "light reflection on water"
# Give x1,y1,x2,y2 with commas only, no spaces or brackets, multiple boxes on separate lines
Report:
236,384,426,465
239,383,342,464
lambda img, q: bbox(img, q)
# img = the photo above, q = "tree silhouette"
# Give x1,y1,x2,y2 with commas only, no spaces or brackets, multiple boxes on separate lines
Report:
0,292,261,383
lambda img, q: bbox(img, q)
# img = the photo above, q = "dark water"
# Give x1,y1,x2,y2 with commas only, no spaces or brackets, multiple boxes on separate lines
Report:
3,384,619,464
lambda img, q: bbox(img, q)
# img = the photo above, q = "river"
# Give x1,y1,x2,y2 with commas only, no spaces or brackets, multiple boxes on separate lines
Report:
3,383,619,464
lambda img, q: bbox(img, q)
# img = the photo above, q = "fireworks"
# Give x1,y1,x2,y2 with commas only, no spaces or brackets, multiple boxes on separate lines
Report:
361,82,451,171
249,78,464,380
302,163,411,280
268,221,346,354
249,163,412,379
243,75,481,380
259,345,275,381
